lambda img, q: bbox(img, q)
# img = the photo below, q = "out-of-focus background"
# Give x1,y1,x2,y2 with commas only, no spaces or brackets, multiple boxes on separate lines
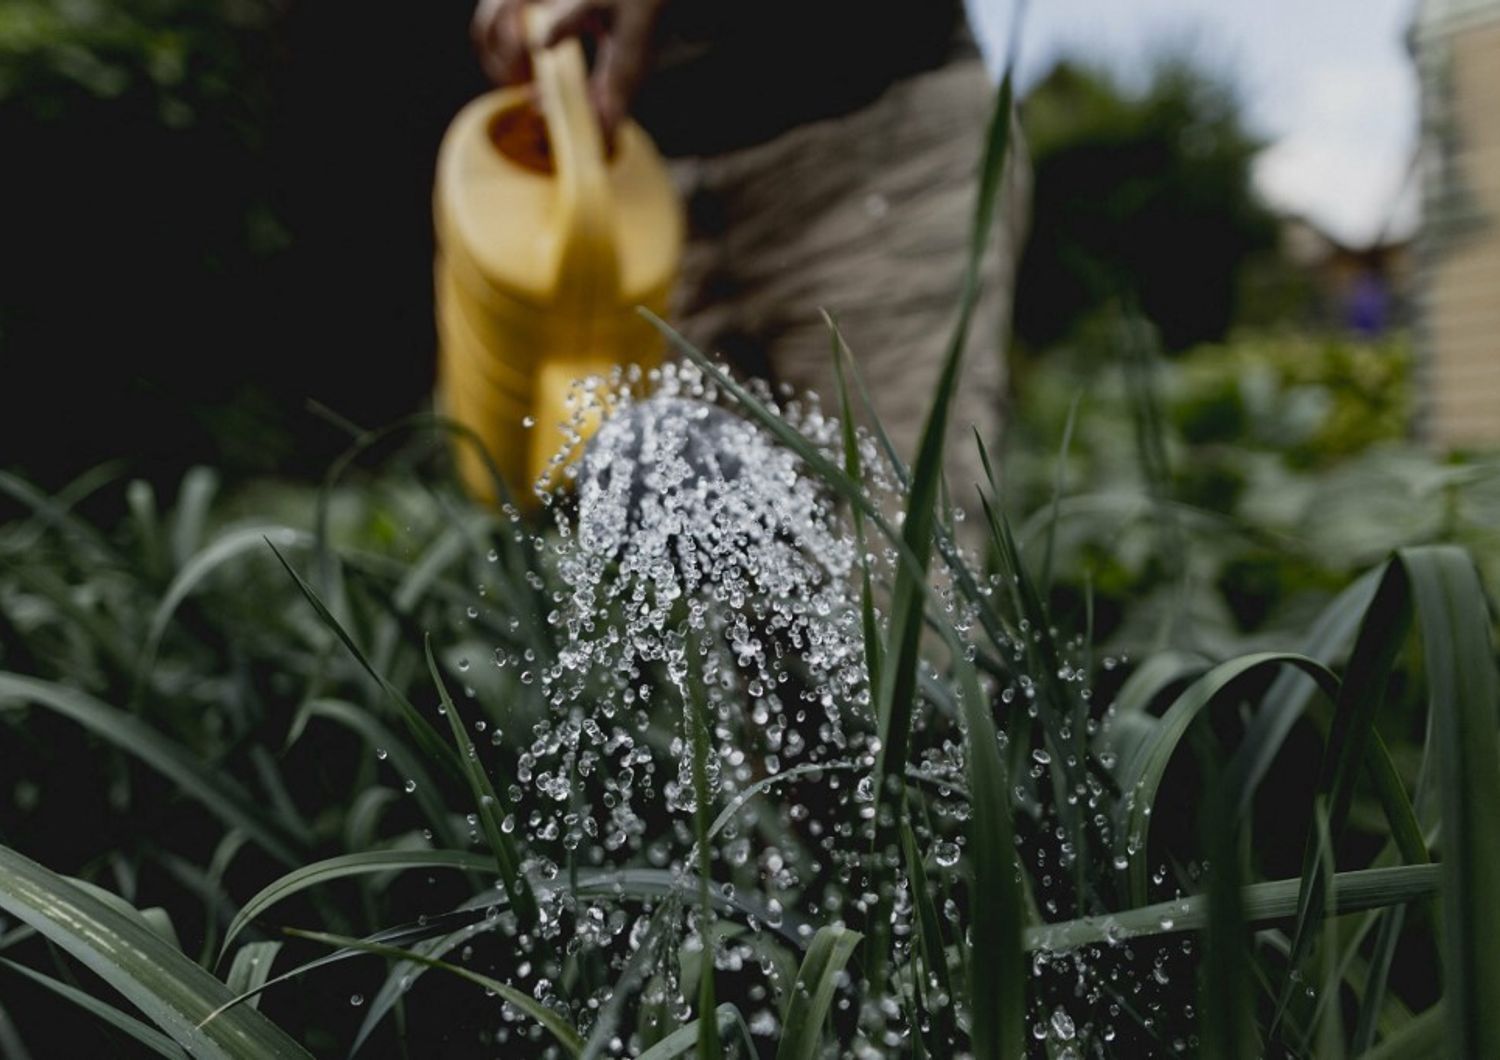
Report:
4,0,1495,485
972,0,1500,648
6,0,1495,629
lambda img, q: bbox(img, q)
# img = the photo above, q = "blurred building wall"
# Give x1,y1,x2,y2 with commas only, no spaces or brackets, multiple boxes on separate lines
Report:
1414,0,1500,446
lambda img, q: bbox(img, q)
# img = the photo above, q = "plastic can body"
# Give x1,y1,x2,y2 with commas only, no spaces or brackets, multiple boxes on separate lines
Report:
433,42,682,505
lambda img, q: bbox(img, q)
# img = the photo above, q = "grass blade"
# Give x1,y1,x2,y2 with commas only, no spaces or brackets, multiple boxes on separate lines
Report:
1197,739,1257,1060
1351,905,1407,1054
0,672,300,866
705,760,857,844
0,844,310,1059
953,647,1025,1058
349,912,498,1056
1025,862,1441,954
223,942,282,1013
637,1005,755,1060
900,819,955,1052
390,523,470,614
0,561,140,677
138,526,311,695
1112,650,1210,718
0,957,189,1059
1038,392,1082,600
1275,555,1440,1036
1314,802,1347,1058
284,928,582,1056
826,311,884,696
212,911,504,1021
775,925,862,1060
0,468,122,562
168,466,220,567
1116,652,1339,905
197,831,250,966
287,697,455,846
1225,569,1382,817
223,862,806,1011
1360,1003,1444,1060
423,635,538,928
1401,546,1500,1058
219,849,494,962
127,480,165,582
1277,560,1417,1016
677,647,722,1060
0,1002,28,1060
869,68,1019,925
268,541,462,777
579,906,672,1060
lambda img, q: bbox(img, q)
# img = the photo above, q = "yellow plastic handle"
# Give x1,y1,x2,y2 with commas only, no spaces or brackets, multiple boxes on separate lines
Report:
526,7,620,307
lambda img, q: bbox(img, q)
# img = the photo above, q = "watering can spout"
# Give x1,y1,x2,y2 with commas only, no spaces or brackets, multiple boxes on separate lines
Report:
433,15,683,506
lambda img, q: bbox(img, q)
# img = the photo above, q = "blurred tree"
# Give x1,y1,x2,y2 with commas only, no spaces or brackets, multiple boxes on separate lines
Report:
1014,58,1276,352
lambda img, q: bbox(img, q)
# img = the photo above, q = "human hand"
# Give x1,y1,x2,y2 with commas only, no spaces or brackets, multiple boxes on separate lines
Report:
471,0,666,138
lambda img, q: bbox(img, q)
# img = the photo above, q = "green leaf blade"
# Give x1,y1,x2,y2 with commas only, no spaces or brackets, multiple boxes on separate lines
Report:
219,849,495,962
423,635,538,928
775,925,862,1060
1401,546,1500,1059
0,672,300,866
0,844,311,1059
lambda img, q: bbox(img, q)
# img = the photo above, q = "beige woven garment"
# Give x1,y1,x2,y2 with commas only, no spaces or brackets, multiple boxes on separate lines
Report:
668,57,1030,547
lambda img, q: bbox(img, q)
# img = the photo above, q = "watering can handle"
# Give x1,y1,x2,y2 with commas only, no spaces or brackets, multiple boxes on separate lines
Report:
526,6,620,304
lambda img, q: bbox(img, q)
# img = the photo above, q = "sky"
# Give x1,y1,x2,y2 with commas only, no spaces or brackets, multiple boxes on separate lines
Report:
966,0,1423,247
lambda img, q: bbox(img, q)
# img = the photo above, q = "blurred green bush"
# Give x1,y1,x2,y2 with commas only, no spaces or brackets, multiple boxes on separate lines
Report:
1005,327,1499,653
0,0,273,120
1171,332,1411,465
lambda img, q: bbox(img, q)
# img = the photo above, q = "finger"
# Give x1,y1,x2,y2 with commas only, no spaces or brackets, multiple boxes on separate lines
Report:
472,0,532,84
470,0,504,47
592,0,658,135
589,40,626,141
498,0,533,81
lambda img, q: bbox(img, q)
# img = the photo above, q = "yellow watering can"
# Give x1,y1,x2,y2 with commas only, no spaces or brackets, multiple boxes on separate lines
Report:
434,10,683,505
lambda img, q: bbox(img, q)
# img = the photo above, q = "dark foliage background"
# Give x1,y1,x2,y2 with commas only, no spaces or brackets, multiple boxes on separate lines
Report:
0,0,485,489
